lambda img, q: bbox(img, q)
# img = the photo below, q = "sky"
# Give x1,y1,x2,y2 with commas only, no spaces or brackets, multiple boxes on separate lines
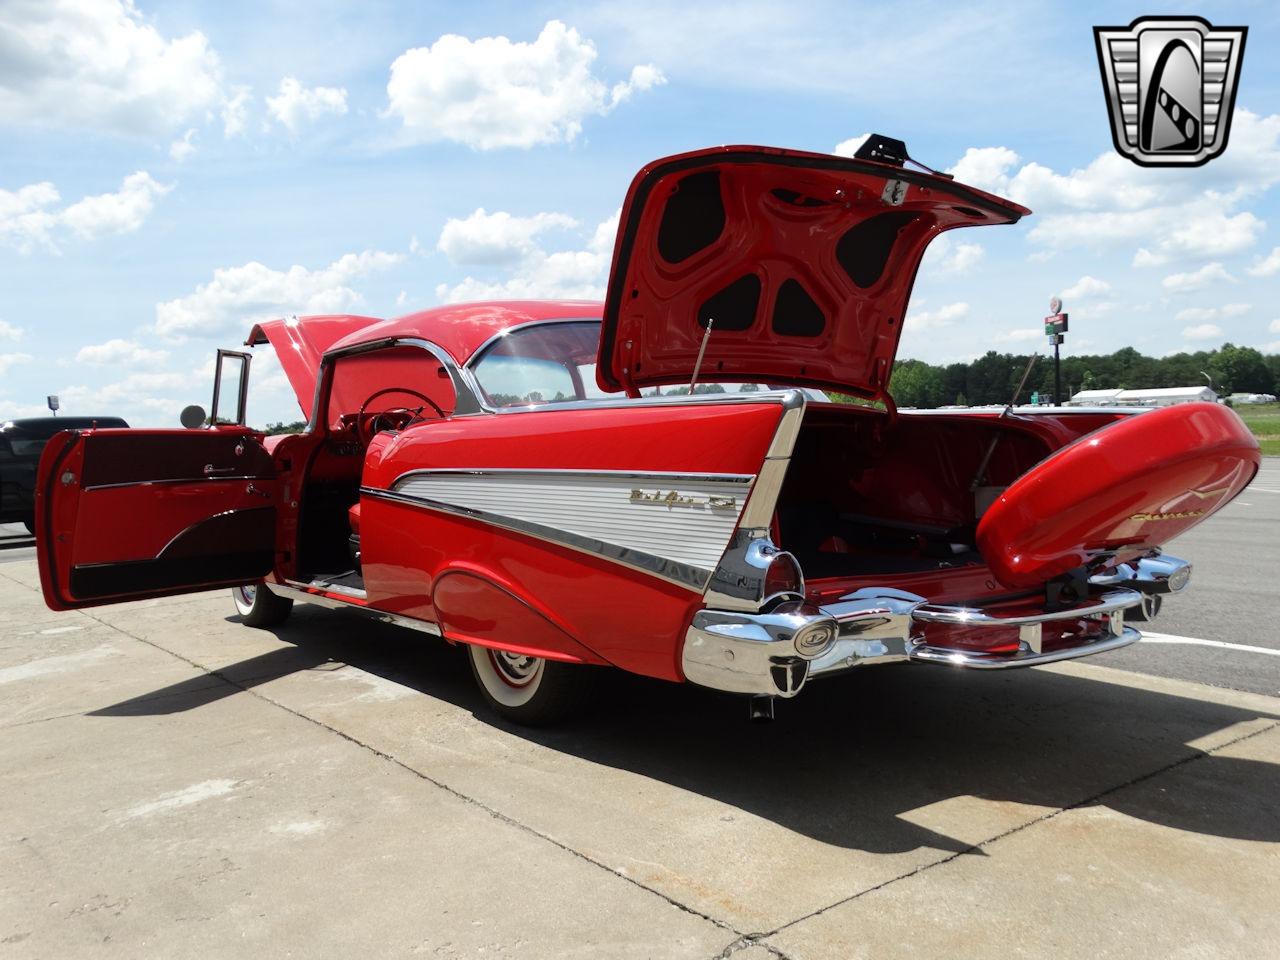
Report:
2,0,1279,426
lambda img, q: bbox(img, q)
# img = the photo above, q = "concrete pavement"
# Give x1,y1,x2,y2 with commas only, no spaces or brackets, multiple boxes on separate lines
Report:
2,557,1278,958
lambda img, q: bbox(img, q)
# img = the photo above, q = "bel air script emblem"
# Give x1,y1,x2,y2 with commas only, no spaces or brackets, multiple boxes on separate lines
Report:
630,489,737,510
1094,16,1247,167
1130,509,1205,522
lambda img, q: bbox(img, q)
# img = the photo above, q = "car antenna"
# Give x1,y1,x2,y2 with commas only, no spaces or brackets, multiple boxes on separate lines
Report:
970,353,1038,492
687,316,715,396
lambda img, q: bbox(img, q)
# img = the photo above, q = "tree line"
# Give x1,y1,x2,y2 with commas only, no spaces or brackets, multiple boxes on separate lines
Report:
887,343,1280,409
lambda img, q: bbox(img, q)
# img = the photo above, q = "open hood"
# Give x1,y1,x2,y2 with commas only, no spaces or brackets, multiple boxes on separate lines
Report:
597,144,1029,398
246,314,383,417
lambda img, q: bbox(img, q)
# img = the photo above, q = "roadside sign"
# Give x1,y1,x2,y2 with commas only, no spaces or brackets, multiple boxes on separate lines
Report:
1044,313,1069,335
47,395,59,413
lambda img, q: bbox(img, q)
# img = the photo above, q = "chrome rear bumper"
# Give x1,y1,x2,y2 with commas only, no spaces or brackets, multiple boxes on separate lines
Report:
682,557,1188,698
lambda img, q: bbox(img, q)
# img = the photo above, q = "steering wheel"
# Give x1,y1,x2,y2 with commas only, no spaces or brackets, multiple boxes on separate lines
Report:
356,387,444,445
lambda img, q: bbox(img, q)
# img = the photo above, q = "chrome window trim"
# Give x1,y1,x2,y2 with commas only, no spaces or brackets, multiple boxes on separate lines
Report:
360,483,712,592
464,317,602,415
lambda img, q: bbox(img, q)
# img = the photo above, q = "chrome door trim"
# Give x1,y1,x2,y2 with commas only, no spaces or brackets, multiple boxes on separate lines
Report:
388,467,756,486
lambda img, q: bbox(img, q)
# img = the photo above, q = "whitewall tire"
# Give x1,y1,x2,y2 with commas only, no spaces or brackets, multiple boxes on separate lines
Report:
466,644,593,725
232,582,294,628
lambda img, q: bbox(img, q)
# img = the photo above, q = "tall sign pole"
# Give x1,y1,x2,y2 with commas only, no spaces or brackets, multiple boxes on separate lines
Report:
1045,296,1068,405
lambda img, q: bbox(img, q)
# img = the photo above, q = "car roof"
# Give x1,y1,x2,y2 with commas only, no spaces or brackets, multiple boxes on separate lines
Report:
324,300,604,364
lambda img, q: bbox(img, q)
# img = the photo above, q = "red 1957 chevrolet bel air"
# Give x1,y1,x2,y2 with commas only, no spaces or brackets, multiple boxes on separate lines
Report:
34,141,1260,724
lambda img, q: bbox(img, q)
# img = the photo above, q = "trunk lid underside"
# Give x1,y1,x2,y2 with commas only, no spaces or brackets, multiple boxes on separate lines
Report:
598,145,1029,399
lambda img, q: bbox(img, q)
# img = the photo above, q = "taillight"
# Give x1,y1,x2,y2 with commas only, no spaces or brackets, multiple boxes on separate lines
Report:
763,550,804,600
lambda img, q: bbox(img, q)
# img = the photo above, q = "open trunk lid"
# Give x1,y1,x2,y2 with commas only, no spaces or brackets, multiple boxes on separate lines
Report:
597,143,1029,399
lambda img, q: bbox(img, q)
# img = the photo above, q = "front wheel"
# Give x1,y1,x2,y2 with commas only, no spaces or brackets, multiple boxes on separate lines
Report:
232,583,294,628
466,644,593,726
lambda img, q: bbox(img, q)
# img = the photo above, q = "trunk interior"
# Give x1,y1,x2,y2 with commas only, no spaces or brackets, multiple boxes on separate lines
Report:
775,405,1056,582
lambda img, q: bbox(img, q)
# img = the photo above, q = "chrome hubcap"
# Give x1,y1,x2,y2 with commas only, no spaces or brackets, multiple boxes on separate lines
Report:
237,584,256,606
489,650,540,687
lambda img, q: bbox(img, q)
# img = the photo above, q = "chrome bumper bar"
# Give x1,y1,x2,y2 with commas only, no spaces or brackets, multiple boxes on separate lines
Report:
682,556,1188,697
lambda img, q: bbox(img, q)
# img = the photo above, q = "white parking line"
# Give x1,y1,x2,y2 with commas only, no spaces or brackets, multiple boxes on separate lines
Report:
1140,632,1280,656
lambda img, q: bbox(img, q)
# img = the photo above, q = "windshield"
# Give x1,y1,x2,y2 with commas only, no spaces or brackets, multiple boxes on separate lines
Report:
472,321,609,407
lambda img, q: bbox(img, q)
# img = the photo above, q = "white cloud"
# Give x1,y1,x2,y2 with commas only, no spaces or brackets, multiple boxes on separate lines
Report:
1181,323,1223,341
1249,247,1280,278
0,320,23,341
1061,276,1111,300
921,234,984,275
0,0,224,135
266,77,348,133
947,110,1280,265
1162,262,1235,293
437,208,578,265
385,20,664,149
1174,304,1251,323
154,250,404,340
832,134,870,157
221,85,251,137
907,302,969,330
75,338,168,366
1,172,170,252
1269,318,1280,334
0,353,33,377
169,129,197,162
1263,341,1280,355
395,290,408,307
60,172,171,240
436,210,619,303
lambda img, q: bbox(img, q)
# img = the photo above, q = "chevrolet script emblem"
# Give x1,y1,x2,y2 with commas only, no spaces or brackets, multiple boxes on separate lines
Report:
1094,16,1247,167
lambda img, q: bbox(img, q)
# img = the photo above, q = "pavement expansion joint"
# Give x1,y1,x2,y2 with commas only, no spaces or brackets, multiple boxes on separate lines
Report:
77,607,751,944
763,715,1280,938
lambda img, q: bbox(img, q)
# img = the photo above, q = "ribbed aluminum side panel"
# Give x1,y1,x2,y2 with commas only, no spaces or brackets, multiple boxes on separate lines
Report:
392,472,752,573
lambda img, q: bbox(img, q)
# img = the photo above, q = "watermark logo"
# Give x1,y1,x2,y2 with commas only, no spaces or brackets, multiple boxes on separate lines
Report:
1094,16,1246,167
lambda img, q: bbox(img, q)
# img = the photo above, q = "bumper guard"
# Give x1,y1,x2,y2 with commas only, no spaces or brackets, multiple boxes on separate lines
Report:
682,556,1189,698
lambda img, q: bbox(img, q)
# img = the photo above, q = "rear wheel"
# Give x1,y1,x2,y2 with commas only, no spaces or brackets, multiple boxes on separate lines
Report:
232,583,293,628
466,644,593,726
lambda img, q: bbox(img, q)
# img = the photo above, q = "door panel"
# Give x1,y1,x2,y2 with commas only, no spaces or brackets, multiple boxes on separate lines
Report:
37,428,279,610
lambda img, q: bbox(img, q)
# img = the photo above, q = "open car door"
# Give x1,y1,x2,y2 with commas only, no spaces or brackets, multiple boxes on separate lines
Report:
35,428,278,611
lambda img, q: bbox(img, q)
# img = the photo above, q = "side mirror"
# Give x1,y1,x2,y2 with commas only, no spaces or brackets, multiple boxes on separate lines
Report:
180,405,207,429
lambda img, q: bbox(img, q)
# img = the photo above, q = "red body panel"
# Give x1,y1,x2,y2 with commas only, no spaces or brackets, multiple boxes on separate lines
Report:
599,146,1028,398
359,401,787,679
977,402,1260,588
36,428,277,610
247,314,382,418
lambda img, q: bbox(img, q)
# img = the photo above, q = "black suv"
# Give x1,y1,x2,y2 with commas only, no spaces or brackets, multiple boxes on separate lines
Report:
1,417,128,532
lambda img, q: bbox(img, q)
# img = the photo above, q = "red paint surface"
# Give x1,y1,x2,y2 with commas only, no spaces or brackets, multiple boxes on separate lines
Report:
360,399,787,679
35,427,278,610
599,146,1029,398
977,402,1260,588
247,314,382,418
